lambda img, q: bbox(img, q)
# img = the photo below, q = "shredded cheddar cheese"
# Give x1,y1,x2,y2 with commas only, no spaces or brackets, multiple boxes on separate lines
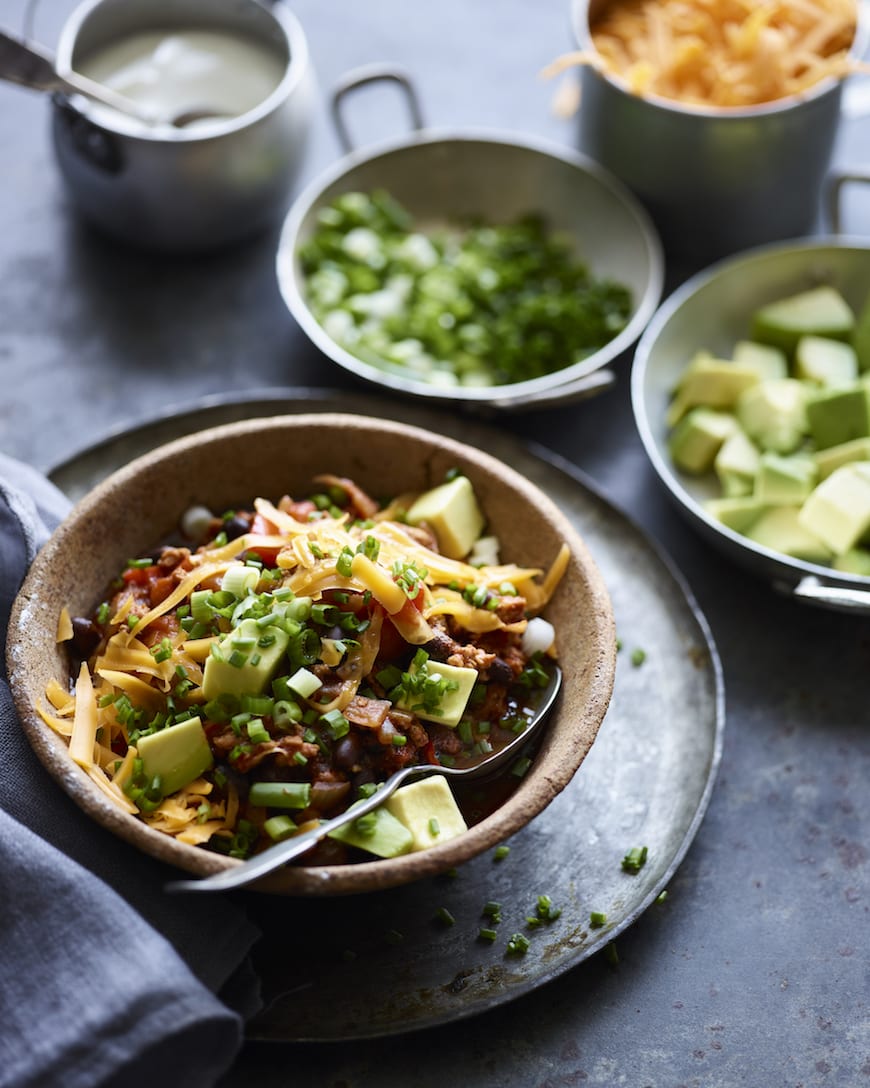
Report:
544,0,860,108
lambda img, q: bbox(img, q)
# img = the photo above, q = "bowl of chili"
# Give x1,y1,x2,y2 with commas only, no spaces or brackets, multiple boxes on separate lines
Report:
7,413,616,894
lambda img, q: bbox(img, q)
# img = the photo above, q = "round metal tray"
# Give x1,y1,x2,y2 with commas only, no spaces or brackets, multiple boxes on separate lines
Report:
49,389,724,1041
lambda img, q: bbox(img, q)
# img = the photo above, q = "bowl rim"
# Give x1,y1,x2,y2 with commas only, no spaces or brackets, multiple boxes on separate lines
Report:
275,127,665,406
631,234,870,591
7,412,616,894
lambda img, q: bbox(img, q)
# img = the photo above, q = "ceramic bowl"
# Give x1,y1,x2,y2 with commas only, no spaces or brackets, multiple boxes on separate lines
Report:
632,238,870,615
7,414,616,894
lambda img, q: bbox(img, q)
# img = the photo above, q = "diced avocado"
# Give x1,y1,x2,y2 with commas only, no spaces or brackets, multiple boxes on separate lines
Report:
397,658,479,727
201,618,290,701
794,335,858,386
732,340,788,381
754,452,817,505
666,353,759,426
751,285,855,356
736,379,808,454
704,496,769,533
384,775,468,852
832,548,870,575
851,290,870,372
668,408,738,474
136,716,213,796
714,429,760,497
814,436,870,480
806,384,870,450
745,506,833,563
327,802,413,858
406,475,485,559
797,462,870,555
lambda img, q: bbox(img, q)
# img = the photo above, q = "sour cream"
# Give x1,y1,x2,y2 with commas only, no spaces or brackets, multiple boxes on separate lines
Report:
76,28,286,129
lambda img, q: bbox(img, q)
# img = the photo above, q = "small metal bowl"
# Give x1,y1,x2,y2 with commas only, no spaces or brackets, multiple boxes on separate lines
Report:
632,238,870,614
276,68,664,411
51,0,315,252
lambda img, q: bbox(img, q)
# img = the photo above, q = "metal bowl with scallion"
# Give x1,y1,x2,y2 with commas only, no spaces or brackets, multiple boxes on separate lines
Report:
277,131,664,410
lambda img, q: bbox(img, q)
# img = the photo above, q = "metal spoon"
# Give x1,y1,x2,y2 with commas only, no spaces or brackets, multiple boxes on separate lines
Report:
0,30,158,123
0,31,227,129
166,663,562,893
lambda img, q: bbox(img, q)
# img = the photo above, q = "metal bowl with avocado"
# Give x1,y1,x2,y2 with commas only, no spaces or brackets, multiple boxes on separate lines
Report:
632,238,870,615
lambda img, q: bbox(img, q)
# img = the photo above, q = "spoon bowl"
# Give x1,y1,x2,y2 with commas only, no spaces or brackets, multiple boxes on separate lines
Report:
167,664,563,893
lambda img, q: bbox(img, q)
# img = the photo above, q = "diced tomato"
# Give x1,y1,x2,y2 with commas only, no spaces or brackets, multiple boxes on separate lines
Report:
122,565,159,585
248,512,281,566
149,575,177,607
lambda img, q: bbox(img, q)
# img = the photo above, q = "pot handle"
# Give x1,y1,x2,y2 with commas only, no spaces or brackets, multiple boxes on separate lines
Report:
330,64,425,153
825,167,870,233
785,574,870,614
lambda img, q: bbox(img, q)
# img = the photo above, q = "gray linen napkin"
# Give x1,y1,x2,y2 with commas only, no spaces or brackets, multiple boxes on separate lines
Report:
0,454,261,1088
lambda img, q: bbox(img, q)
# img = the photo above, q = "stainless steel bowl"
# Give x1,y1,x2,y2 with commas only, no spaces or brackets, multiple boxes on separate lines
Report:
632,238,870,614
570,0,868,264
276,68,664,411
51,0,315,252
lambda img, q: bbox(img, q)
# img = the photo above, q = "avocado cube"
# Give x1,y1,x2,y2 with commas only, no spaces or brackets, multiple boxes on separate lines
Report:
732,340,788,381
806,384,870,450
814,437,870,480
751,285,855,356
668,408,738,474
397,658,478,727
384,775,468,852
832,548,870,575
745,507,833,563
327,803,414,858
714,429,760,497
202,618,290,701
666,353,759,426
798,462,870,555
736,379,808,454
406,475,485,559
136,716,213,797
754,452,817,505
794,335,858,386
704,496,769,533
851,289,870,372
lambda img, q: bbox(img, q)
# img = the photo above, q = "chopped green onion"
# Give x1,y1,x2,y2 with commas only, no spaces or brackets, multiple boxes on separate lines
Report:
248,782,311,810
435,907,455,926
506,933,531,955
478,927,498,942
590,911,607,928
631,648,647,667
429,817,441,837
621,845,648,873
263,815,298,842
493,845,510,861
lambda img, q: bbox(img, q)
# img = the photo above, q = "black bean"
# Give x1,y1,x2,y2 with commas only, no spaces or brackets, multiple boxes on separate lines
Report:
333,734,362,770
71,617,101,657
223,514,251,541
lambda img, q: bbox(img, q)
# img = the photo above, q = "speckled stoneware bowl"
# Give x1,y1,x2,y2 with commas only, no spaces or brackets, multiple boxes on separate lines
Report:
7,414,615,895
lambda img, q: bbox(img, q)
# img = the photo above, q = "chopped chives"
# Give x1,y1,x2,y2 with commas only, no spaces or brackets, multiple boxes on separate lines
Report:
631,647,646,667
493,845,510,861
435,907,455,926
590,911,607,928
429,817,440,837
506,933,530,955
622,845,648,873
478,927,498,942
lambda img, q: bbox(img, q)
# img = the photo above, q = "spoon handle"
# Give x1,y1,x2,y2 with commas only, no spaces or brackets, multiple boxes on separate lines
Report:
0,31,154,121
0,32,64,92
166,761,441,893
